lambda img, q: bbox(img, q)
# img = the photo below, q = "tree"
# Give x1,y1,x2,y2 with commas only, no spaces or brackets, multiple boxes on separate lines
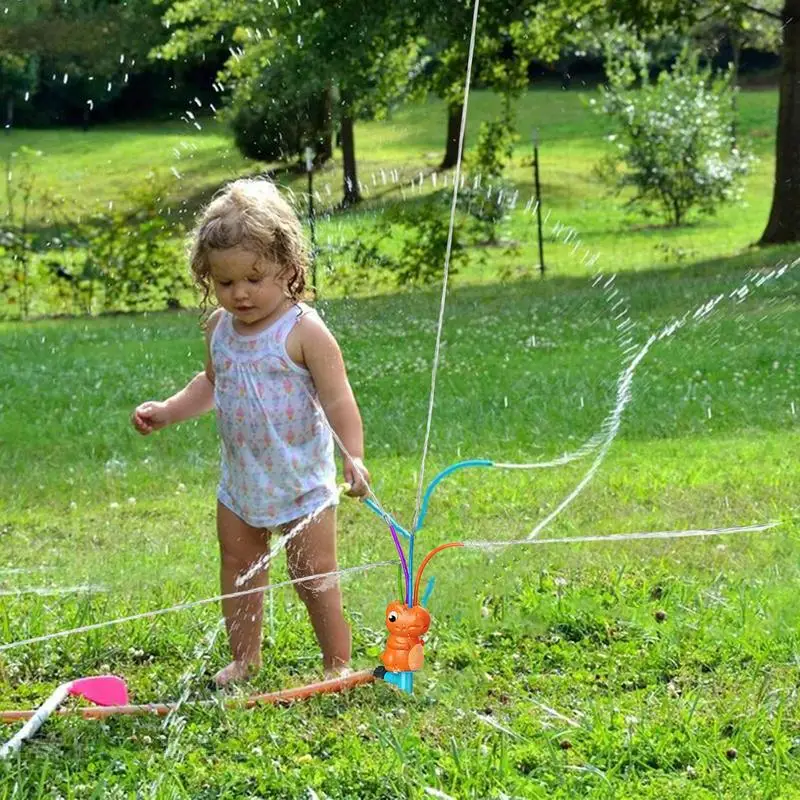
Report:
420,0,710,171
657,0,799,244
0,0,165,126
223,48,333,164
0,53,38,131
759,0,800,244
566,0,799,243
416,1,564,169
688,1,782,147
275,2,421,205
158,0,421,205
692,0,781,82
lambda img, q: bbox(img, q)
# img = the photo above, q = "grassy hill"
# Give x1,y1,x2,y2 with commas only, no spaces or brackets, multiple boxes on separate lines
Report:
2,86,795,292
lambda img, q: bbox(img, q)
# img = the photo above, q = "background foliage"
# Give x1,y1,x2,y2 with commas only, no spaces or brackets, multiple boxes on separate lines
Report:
596,44,754,226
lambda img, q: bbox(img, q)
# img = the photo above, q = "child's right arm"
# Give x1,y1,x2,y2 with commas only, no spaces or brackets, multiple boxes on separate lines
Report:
131,309,222,436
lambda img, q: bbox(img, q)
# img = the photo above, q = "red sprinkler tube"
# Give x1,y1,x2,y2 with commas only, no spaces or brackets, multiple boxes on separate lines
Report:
412,542,463,607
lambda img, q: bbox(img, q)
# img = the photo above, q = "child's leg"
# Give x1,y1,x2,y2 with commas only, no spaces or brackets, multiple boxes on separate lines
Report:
283,505,351,675
215,500,270,685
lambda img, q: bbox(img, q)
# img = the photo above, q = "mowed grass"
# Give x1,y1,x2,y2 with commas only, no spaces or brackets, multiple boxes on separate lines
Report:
0,254,799,796
1,79,799,796
3,85,796,293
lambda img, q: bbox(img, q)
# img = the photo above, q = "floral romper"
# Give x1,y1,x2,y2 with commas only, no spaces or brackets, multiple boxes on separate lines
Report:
210,303,338,527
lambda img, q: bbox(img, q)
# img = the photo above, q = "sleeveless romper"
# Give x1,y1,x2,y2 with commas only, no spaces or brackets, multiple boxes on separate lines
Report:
210,303,338,528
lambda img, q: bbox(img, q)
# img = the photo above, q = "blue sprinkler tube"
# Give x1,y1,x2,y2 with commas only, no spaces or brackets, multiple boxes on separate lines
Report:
414,459,494,533
363,498,412,539
410,460,492,605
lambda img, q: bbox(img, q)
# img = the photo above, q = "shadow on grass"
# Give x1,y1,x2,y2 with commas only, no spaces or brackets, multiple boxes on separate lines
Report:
318,243,799,306
7,238,797,327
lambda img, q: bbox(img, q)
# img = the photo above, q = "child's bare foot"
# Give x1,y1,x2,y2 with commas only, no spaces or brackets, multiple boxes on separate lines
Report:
212,660,260,687
324,665,353,681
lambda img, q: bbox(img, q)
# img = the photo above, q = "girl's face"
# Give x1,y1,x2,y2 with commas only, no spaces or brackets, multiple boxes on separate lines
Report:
208,246,289,329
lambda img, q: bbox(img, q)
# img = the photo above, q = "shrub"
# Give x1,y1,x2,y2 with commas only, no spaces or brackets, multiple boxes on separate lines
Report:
67,178,191,312
0,147,40,319
322,225,396,297
326,192,467,293
0,168,191,318
225,58,331,165
384,193,468,285
460,97,517,244
594,44,754,227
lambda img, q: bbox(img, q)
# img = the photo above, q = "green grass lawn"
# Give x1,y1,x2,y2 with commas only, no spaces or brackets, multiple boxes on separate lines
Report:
0,256,798,797
1,81,799,798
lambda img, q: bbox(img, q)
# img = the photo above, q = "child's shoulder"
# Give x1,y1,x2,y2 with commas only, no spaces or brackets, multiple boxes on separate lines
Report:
288,305,342,364
295,304,334,339
203,307,226,338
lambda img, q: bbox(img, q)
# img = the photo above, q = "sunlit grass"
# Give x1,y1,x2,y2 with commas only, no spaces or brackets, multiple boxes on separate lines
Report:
1,258,798,796
1,79,798,796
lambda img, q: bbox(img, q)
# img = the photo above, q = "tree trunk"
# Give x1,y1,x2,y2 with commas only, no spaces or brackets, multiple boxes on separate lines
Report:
340,114,361,206
759,0,800,245
5,97,13,133
319,84,334,164
441,103,463,169
730,30,741,147
312,84,333,165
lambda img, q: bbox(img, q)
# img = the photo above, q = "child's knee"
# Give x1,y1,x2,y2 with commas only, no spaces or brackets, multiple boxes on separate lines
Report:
219,543,264,574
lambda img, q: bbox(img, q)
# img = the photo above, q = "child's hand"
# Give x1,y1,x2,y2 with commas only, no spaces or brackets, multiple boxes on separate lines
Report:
131,401,172,435
343,457,370,498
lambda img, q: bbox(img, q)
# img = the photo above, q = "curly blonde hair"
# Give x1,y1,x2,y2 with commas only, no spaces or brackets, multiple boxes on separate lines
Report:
190,178,308,311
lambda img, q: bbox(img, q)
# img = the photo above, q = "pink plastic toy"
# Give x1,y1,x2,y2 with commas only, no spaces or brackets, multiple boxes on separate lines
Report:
0,675,128,758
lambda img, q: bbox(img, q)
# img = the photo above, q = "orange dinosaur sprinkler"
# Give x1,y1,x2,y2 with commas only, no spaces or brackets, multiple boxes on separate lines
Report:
374,538,463,690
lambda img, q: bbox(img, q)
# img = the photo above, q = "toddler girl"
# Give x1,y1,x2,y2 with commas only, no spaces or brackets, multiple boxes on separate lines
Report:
132,178,370,686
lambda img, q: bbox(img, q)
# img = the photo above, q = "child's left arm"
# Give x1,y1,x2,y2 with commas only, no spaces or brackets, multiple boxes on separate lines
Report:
298,318,370,497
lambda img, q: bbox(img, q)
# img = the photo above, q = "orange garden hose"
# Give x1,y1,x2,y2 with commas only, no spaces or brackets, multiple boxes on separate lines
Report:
0,669,376,723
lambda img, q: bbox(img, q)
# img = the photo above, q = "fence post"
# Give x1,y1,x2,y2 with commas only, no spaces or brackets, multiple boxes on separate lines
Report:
305,146,317,293
533,130,545,277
